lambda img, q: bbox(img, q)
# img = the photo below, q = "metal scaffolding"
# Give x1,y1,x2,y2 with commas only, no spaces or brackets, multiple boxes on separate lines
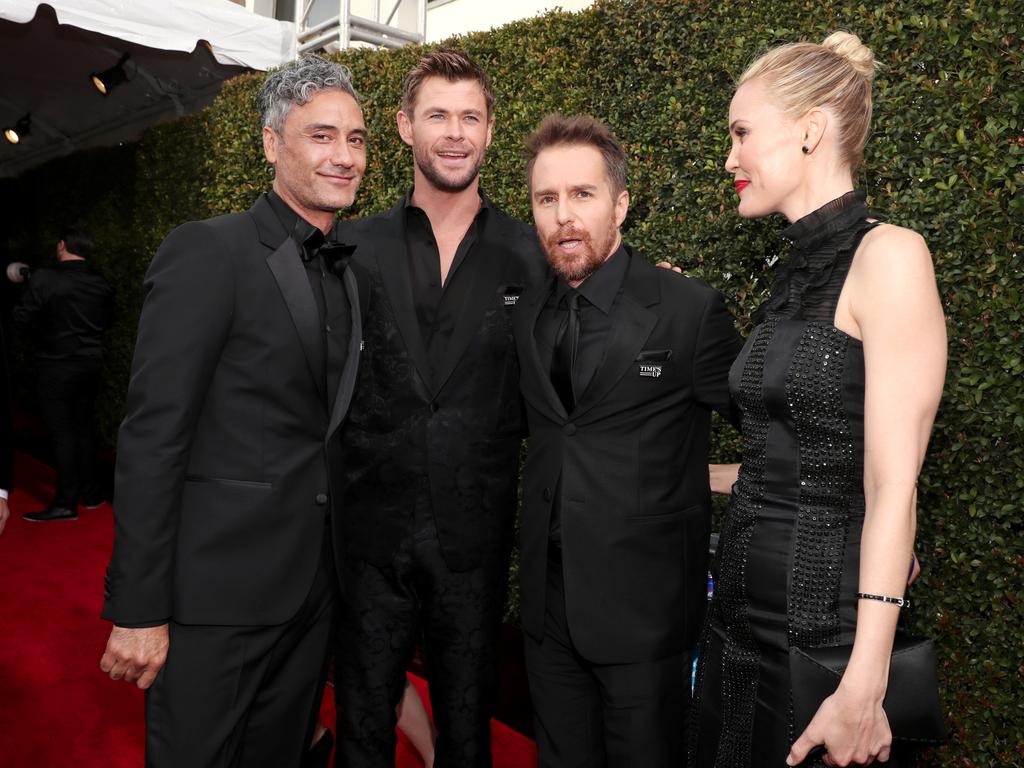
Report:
296,0,426,53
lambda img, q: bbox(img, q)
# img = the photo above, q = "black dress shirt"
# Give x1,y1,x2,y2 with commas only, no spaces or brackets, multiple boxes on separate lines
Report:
403,189,489,378
266,190,351,400
534,244,629,545
535,245,630,400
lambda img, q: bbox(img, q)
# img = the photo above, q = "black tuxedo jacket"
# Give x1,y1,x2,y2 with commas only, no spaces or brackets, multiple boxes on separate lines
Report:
515,247,742,664
335,197,546,572
103,194,362,626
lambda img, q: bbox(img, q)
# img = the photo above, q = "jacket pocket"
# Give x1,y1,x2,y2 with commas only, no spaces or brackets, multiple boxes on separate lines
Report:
184,474,272,489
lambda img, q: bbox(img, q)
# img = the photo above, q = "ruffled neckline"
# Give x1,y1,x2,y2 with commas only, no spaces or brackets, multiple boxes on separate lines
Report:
783,190,869,253
755,191,872,321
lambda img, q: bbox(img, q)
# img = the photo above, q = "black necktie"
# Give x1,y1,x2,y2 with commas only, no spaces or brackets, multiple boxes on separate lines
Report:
551,290,580,413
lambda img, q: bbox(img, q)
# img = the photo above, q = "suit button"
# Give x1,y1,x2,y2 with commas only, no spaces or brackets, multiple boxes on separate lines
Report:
430,402,439,413
315,493,328,505
542,488,552,502
563,423,577,436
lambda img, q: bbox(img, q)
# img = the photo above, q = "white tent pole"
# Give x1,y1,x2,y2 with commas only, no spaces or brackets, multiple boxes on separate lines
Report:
340,0,350,49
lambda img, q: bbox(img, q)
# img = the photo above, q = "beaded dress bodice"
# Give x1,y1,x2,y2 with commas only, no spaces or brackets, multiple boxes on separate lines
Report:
726,190,876,641
690,191,879,768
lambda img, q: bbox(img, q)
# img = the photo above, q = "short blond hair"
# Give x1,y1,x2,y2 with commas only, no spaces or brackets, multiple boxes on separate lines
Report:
740,31,877,172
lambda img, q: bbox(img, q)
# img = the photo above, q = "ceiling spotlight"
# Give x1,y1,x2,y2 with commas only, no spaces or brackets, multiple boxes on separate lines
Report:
90,53,131,95
3,113,31,145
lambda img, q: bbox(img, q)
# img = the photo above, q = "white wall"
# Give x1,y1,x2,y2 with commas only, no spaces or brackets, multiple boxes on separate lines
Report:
237,0,596,46
426,0,594,42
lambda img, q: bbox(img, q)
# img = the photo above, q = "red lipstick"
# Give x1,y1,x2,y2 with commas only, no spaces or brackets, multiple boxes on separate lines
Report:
734,179,750,194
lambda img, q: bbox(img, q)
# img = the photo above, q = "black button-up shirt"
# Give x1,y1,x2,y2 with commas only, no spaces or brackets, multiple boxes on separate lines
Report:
266,190,351,400
403,189,489,376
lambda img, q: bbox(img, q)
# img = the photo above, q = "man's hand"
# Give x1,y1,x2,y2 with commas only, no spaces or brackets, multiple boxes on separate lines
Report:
0,498,9,535
909,551,921,585
100,624,169,690
709,463,740,494
656,261,682,273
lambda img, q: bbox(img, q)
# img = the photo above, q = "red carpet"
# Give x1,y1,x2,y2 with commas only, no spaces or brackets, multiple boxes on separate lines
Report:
0,452,537,767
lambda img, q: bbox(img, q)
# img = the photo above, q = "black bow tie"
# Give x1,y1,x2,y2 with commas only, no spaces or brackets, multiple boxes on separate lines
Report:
318,239,356,274
302,237,356,274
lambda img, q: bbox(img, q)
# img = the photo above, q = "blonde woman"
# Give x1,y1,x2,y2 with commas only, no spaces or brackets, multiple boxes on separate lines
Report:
689,32,946,767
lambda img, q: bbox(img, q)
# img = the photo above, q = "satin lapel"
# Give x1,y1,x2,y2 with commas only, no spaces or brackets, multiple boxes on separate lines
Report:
326,266,362,439
573,254,659,419
516,278,568,421
432,235,512,395
266,238,327,402
373,223,433,392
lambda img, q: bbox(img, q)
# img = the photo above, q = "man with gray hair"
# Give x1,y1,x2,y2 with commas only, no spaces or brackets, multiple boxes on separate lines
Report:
99,55,366,767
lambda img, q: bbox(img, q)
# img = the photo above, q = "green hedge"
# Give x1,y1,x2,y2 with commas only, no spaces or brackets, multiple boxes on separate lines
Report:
1,0,1020,762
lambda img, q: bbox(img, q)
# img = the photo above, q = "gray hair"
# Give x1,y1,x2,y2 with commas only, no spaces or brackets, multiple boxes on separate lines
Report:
258,55,359,133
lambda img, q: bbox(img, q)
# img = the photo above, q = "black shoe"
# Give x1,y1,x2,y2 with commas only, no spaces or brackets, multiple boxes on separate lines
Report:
301,728,333,768
82,497,107,509
23,506,79,522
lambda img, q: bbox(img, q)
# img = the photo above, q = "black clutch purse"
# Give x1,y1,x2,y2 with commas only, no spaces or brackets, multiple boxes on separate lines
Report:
790,635,947,744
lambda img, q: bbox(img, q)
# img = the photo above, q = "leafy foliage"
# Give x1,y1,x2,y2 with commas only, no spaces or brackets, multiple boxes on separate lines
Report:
1,1,1020,762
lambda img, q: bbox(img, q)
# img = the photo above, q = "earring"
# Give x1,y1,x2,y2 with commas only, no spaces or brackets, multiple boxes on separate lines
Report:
801,145,810,154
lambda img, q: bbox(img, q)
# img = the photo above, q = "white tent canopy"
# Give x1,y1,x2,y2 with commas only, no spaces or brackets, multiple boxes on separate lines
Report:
0,0,296,70
0,1,296,177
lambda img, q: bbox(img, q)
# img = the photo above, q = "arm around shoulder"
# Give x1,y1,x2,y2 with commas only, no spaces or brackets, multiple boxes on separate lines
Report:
690,281,744,421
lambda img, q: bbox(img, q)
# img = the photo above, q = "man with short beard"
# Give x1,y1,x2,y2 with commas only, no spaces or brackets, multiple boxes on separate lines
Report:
99,56,366,767
513,114,742,767
331,49,546,767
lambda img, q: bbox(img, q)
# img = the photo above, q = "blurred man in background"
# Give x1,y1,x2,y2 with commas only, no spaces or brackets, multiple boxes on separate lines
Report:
12,226,113,522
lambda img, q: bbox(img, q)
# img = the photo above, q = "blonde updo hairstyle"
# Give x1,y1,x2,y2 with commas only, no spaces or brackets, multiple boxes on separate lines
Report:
739,31,877,172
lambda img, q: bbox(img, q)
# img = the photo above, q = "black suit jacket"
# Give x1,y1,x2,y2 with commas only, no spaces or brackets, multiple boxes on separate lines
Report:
335,197,546,572
102,194,362,626
515,247,742,664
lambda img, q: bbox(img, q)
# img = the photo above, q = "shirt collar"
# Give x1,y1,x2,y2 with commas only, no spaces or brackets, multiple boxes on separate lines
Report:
402,187,491,225
266,190,324,256
553,244,629,314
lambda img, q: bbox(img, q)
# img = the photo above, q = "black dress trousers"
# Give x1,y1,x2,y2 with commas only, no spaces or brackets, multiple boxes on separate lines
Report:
525,547,691,768
35,359,102,507
145,533,336,768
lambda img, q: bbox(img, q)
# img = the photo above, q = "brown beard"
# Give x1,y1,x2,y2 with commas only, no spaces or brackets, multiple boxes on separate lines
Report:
543,219,618,283
413,143,484,193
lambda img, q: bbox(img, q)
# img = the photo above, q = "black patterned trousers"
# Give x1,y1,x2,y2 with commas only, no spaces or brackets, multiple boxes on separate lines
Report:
333,495,507,768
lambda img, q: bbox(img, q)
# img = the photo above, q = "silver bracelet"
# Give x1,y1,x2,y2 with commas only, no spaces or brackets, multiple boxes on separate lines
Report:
856,591,910,609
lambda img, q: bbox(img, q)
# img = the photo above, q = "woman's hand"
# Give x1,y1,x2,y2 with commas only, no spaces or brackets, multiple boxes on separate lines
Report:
787,682,892,767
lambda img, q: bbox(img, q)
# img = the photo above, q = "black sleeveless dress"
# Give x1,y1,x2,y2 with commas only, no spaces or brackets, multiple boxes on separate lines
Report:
689,192,903,767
